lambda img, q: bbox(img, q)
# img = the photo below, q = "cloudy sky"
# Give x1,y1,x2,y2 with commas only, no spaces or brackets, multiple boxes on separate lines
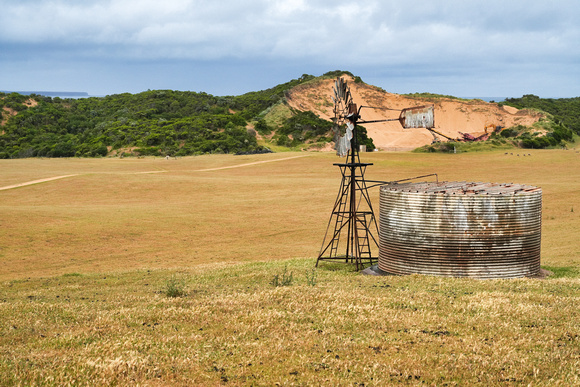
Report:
1,0,578,98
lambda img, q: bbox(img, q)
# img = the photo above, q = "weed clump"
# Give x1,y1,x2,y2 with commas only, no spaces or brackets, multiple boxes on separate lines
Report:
163,275,187,297
270,265,293,287
306,268,318,286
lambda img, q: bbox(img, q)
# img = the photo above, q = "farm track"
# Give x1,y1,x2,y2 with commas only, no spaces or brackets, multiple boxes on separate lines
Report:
191,154,310,171
0,172,168,191
0,154,310,191
0,174,80,191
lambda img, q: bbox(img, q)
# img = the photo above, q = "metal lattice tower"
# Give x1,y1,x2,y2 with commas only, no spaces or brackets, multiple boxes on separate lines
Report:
316,77,435,271
316,78,378,270
316,151,380,270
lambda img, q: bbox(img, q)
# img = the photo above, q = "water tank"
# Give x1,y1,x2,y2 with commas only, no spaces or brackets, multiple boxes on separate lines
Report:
379,182,541,279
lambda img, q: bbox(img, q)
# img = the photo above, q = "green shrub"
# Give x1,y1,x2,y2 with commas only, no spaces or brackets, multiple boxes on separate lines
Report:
163,276,187,298
254,119,272,135
276,134,291,147
135,146,161,156
501,127,520,138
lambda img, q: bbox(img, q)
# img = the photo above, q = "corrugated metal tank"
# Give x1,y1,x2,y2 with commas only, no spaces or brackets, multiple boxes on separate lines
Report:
379,182,542,279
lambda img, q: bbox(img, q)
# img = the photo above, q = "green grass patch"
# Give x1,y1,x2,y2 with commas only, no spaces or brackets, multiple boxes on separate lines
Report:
542,266,580,278
261,101,293,127
61,272,83,277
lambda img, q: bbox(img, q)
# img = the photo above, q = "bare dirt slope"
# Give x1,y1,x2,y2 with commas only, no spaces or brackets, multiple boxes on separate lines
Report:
285,74,543,150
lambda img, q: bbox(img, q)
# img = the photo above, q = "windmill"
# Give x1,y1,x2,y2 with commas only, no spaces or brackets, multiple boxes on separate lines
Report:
316,77,435,270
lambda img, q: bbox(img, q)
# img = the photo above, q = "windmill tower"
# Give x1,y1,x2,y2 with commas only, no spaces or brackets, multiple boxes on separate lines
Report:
316,77,435,271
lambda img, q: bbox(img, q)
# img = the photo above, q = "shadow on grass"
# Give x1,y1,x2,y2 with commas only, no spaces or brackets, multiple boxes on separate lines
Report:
315,261,366,273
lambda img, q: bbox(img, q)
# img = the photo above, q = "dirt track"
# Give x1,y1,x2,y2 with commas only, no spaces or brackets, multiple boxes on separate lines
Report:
192,155,309,172
0,155,310,191
0,174,80,191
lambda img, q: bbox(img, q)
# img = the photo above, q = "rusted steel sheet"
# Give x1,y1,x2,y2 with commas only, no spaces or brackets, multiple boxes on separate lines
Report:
379,182,542,279
399,105,435,129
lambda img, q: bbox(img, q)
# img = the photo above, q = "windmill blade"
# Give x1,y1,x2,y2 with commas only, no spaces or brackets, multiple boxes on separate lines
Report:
399,105,435,129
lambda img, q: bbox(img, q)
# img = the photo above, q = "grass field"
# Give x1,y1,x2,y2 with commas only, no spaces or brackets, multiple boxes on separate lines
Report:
1,150,579,385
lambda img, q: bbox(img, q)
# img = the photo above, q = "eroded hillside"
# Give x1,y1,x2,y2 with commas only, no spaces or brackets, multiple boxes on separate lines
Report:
283,75,543,150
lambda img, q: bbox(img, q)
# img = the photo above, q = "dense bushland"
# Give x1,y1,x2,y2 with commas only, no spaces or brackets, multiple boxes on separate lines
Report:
0,90,267,158
0,71,375,158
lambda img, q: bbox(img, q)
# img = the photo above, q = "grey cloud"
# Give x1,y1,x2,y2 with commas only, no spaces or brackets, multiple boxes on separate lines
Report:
0,0,578,97
2,0,578,61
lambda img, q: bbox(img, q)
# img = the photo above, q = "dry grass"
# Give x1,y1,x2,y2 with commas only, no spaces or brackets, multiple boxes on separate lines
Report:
1,260,579,385
1,150,578,279
0,154,330,279
1,149,579,385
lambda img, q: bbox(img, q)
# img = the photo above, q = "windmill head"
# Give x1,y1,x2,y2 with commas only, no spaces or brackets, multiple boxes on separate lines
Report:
398,105,435,129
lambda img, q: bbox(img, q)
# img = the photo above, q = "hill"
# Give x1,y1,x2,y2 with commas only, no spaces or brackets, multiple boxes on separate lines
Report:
281,74,544,150
1,72,576,158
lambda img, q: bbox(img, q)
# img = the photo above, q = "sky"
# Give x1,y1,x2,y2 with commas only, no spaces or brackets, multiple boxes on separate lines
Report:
1,0,579,98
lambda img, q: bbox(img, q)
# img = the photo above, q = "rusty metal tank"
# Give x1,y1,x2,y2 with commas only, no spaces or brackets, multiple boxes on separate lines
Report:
379,182,542,279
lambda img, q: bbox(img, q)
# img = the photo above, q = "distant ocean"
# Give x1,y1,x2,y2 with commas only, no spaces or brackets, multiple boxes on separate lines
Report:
1,91,93,99
462,97,507,102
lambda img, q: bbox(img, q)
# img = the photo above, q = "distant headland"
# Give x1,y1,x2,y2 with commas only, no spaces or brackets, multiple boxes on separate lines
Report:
1,91,90,98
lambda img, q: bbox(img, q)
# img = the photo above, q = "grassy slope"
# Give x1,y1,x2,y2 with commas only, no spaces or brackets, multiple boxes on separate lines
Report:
1,150,580,385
